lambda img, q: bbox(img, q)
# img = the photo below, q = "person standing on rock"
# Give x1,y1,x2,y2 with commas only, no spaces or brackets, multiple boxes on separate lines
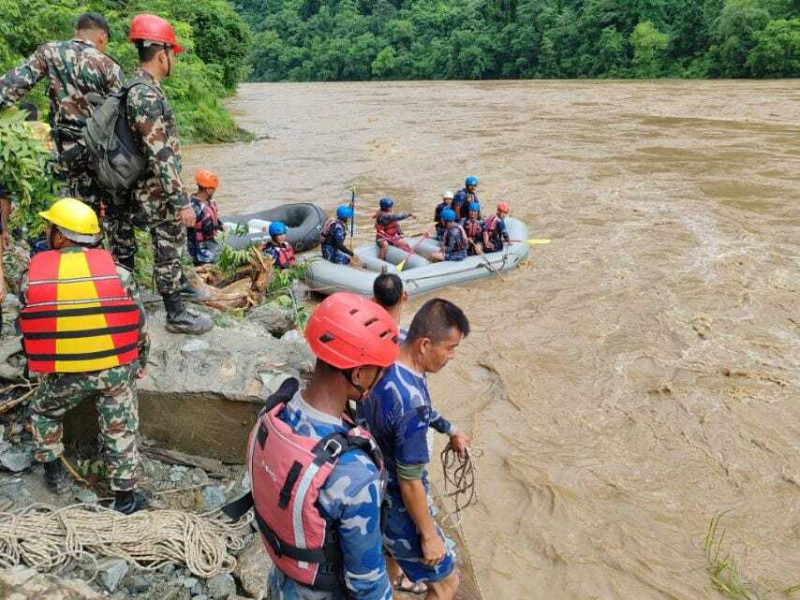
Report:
357,298,470,600
113,14,212,335
17,198,150,514
0,12,123,215
247,293,399,600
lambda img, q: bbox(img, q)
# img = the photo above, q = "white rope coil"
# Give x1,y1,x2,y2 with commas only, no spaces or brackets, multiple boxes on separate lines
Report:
0,503,252,580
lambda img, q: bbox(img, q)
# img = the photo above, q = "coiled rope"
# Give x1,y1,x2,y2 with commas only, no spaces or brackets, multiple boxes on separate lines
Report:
0,503,252,580
439,445,482,526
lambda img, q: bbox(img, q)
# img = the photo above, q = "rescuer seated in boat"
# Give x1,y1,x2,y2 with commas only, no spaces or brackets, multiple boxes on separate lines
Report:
374,197,414,261
356,298,471,600
460,201,484,256
482,202,511,253
320,204,359,266
430,209,468,263
452,175,479,221
373,272,408,342
187,170,223,265
248,293,399,600
261,221,296,269
434,191,454,240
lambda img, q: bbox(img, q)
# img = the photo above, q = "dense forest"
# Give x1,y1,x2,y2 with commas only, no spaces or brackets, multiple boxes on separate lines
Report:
234,0,800,81
0,0,252,143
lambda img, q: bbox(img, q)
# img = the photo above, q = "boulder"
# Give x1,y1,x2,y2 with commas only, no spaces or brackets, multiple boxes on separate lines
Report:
0,442,34,473
63,308,314,462
0,566,103,600
234,540,273,600
247,304,296,338
97,558,129,592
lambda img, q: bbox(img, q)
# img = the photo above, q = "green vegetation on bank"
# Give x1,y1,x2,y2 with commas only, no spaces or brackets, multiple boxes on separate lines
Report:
0,0,252,143
236,0,800,81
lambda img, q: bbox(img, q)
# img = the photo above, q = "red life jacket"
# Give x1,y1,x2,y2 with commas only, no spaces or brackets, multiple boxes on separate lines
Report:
373,210,402,239
264,240,296,269
194,200,219,243
462,218,482,240
19,249,140,373
248,395,384,591
443,224,468,252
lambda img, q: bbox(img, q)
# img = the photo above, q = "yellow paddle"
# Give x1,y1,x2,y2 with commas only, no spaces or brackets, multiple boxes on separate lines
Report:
397,226,436,272
509,238,551,245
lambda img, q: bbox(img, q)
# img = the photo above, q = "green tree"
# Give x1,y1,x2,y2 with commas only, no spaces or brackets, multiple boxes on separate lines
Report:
630,20,669,76
710,0,771,76
747,18,800,76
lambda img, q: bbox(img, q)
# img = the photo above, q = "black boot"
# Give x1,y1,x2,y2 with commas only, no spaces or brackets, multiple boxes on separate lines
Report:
179,274,212,302
162,291,213,335
43,459,73,495
113,489,150,515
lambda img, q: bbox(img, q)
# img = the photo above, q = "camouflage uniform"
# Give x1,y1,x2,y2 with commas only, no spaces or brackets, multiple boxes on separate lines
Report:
119,68,190,294
20,249,150,491
0,39,124,214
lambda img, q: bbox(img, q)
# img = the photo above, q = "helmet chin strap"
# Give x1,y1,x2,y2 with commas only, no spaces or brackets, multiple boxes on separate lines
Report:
342,367,384,401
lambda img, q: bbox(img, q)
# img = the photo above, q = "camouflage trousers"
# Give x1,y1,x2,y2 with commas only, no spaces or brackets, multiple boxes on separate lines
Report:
65,169,111,218
106,197,186,295
28,365,139,492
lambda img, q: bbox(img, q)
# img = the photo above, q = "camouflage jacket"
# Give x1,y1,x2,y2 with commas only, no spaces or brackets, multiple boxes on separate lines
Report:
18,247,151,369
125,69,189,212
0,39,123,146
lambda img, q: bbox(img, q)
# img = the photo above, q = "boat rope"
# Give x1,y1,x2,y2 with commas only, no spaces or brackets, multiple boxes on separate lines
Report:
439,445,482,526
0,503,252,580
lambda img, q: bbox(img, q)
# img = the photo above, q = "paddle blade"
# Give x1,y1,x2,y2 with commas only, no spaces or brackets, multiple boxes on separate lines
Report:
396,260,407,272
526,238,551,245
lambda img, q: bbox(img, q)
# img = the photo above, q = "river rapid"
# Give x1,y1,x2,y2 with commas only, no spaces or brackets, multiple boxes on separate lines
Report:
186,80,800,600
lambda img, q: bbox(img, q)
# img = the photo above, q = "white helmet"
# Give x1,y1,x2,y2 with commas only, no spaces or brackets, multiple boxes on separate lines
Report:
443,191,454,200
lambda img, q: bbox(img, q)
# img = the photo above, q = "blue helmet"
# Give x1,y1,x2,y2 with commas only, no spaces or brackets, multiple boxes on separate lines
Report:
465,175,478,187
379,197,394,210
337,205,353,220
441,208,456,222
468,201,480,213
269,221,287,237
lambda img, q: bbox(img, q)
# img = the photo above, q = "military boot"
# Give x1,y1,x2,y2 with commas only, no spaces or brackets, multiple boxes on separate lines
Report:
162,291,213,335
43,459,73,495
113,489,151,515
179,274,212,302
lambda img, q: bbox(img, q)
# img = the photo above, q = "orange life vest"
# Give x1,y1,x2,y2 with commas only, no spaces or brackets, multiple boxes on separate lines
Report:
19,249,140,373
373,210,402,238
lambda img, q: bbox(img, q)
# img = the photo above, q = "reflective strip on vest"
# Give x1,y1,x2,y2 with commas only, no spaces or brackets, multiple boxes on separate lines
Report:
19,249,140,373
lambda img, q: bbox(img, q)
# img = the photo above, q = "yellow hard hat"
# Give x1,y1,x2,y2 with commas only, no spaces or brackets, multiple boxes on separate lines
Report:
39,198,101,235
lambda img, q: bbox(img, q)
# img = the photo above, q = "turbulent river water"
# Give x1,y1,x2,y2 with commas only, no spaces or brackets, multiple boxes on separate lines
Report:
186,81,800,600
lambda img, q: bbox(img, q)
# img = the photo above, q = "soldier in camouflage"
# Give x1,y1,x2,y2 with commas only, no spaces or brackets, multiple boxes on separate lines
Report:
0,12,122,214
19,198,150,515
121,14,212,335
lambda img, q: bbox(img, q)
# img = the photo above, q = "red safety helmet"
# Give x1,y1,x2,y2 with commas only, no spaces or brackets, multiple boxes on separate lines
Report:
195,169,220,190
306,293,399,370
497,202,510,213
129,14,183,54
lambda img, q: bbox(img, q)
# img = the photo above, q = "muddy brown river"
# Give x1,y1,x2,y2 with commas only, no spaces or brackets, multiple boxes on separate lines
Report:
186,80,800,600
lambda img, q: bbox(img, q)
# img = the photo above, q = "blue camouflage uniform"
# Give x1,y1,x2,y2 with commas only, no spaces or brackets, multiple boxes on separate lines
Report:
321,220,353,265
268,392,391,600
356,363,457,584
452,188,478,220
442,224,468,262
433,202,451,240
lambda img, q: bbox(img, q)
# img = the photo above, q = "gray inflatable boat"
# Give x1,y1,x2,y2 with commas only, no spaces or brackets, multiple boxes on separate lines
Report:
222,203,327,252
305,217,530,297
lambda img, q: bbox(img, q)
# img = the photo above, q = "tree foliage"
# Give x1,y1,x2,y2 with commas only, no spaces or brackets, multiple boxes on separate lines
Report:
0,0,252,143
238,0,800,80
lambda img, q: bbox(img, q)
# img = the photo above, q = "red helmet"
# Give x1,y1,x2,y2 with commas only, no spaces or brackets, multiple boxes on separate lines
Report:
129,14,183,54
497,202,510,213
306,293,399,369
195,169,219,190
